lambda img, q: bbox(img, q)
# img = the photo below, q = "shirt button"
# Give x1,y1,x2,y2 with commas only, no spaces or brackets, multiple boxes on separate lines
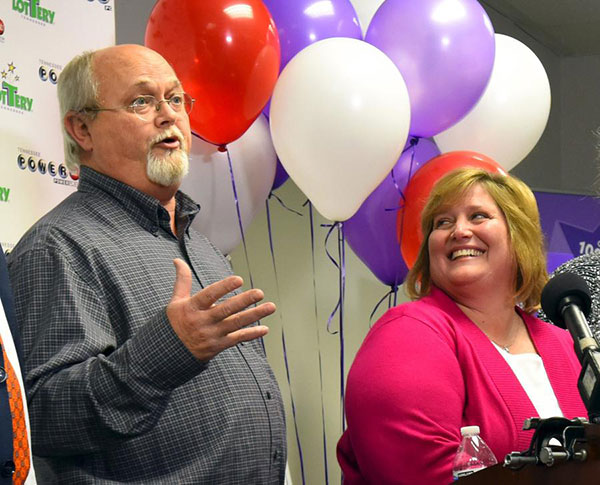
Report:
266,391,272,400
272,450,279,462
0,367,6,383
1,460,15,478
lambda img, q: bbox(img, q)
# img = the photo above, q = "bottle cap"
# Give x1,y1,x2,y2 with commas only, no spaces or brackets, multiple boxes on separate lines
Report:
460,425,480,436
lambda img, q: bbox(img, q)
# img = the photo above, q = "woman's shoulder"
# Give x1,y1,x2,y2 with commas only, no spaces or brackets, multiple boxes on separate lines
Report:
525,310,566,332
368,289,462,343
524,311,575,350
377,294,442,322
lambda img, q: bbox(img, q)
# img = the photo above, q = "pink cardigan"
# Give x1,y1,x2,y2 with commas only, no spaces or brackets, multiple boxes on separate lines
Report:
337,287,587,484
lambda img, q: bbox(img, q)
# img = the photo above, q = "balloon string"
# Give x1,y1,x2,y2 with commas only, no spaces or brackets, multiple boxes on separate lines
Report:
405,136,419,184
386,137,419,211
323,223,341,334
394,138,420,271
269,191,304,216
323,223,341,270
390,136,419,203
304,200,331,485
265,199,306,485
384,205,405,212
338,222,347,432
191,131,212,145
384,285,400,311
225,148,255,290
389,167,406,203
369,286,397,326
385,139,419,293
322,221,347,431
225,149,263,354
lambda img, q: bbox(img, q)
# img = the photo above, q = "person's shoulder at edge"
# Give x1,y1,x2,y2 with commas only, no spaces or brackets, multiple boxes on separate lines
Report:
551,253,600,284
538,252,600,323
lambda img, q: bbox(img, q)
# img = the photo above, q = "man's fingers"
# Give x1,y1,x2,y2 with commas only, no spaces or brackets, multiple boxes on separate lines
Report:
190,275,244,310
170,259,193,302
225,324,270,347
208,289,266,322
219,302,276,334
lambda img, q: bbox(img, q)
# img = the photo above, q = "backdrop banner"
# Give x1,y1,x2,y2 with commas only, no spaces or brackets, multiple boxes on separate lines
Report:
535,191,600,273
0,0,115,249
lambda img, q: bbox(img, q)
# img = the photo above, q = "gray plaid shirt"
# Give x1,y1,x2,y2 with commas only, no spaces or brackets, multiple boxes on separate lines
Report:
7,166,286,484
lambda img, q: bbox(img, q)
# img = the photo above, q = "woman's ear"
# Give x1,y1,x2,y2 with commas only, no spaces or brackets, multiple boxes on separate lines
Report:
64,111,93,152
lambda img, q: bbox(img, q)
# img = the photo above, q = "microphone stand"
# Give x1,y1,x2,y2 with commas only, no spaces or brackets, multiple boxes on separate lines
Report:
506,273,600,470
561,301,600,424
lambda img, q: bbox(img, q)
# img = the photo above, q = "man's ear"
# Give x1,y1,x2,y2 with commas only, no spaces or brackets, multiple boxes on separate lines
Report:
64,111,93,152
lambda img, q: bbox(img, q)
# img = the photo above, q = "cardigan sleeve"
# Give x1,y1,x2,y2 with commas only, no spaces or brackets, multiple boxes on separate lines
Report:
338,312,465,485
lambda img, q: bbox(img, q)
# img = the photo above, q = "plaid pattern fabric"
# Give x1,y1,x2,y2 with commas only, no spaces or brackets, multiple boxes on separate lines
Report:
8,167,286,484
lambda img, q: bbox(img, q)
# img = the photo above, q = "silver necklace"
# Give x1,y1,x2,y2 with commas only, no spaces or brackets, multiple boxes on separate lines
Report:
495,342,512,353
488,316,522,354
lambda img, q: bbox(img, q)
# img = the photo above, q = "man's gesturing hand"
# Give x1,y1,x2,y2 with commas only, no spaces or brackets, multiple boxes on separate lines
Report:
166,259,276,361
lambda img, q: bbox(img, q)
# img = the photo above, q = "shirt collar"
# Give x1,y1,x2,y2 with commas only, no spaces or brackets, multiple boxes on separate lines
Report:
76,166,200,235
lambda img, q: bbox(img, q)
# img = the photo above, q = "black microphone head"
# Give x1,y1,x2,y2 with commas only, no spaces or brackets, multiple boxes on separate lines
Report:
541,272,592,328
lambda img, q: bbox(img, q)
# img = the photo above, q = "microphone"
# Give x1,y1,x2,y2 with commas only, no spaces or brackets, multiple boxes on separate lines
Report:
541,272,600,422
541,272,595,359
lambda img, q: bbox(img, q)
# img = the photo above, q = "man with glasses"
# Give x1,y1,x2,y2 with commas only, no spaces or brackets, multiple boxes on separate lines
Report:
7,44,286,484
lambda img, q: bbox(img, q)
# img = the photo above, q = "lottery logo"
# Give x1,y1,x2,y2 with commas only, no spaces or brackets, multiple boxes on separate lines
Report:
39,65,59,84
17,153,75,180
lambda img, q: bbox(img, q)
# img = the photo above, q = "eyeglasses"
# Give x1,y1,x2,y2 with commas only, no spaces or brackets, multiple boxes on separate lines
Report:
81,92,195,121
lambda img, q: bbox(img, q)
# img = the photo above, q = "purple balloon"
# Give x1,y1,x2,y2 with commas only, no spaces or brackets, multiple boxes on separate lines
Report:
345,138,440,286
365,0,495,138
262,0,363,115
272,160,289,190
264,0,362,68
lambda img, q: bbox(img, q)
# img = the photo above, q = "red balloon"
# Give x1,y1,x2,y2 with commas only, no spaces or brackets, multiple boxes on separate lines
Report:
397,151,506,268
145,0,280,146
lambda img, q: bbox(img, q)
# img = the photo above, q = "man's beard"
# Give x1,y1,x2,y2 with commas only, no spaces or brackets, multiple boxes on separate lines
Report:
146,127,189,187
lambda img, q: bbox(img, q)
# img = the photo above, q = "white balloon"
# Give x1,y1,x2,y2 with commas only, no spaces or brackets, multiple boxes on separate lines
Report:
269,38,410,221
434,34,551,171
180,115,276,255
349,0,385,35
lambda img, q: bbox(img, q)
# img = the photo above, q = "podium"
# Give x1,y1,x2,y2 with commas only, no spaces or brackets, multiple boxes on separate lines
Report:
461,424,600,484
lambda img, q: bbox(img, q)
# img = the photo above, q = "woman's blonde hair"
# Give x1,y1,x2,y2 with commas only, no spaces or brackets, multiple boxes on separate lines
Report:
405,167,548,313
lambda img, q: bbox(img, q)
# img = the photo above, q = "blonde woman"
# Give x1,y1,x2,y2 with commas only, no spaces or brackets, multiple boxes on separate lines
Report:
338,167,586,484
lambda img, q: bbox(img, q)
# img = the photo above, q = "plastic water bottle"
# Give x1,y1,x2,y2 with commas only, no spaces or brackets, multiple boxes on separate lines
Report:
451,425,498,480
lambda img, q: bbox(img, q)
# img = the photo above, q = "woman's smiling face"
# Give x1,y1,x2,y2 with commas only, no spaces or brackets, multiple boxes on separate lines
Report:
428,183,516,297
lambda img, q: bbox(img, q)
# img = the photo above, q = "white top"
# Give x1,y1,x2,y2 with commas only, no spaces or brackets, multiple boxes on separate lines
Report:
0,299,36,484
460,425,480,436
493,343,563,419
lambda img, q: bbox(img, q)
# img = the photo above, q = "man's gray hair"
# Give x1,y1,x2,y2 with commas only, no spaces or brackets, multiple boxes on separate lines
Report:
57,50,99,172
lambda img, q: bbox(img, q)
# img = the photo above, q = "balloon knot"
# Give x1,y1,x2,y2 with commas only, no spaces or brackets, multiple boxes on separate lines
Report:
218,144,228,152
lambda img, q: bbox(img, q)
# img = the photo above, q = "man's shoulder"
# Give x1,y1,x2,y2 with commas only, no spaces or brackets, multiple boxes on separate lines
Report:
9,191,106,260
